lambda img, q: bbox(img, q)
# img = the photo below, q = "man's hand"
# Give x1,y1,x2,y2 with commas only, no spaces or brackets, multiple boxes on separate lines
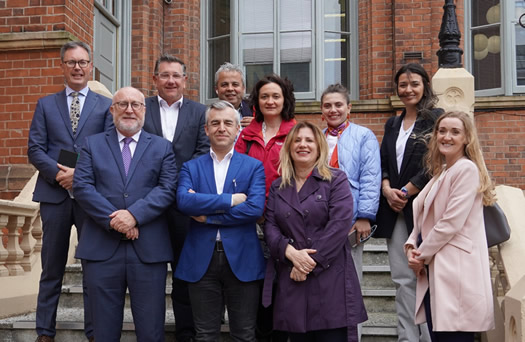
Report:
232,193,247,206
126,227,139,240
109,210,137,234
240,116,254,127
56,163,75,190
351,218,372,244
191,215,207,223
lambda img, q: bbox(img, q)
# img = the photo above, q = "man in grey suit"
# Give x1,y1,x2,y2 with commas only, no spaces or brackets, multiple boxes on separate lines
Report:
27,41,113,342
143,54,209,342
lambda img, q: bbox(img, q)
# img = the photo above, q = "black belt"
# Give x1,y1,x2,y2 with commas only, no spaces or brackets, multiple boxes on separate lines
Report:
215,240,224,252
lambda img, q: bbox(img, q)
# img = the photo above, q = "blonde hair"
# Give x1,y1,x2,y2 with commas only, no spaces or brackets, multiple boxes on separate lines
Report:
425,111,495,205
278,122,332,189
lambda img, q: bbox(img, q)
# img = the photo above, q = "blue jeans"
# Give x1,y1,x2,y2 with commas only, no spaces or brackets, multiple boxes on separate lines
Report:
188,247,260,342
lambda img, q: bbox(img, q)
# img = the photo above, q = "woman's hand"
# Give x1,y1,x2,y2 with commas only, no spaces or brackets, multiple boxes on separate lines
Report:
351,218,371,243
285,244,317,274
290,266,308,282
407,247,425,276
383,185,408,212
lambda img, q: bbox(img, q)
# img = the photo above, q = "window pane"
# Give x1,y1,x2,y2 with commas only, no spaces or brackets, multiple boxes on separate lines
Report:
324,32,350,87
242,33,274,64
324,0,348,32
280,32,311,92
472,26,501,90
245,65,273,93
242,0,273,32
208,38,230,98
209,0,230,37
280,0,312,31
471,0,499,27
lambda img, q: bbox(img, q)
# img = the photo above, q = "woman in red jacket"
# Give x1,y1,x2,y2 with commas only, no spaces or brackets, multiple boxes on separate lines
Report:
235,74,296,196
235,74,295,341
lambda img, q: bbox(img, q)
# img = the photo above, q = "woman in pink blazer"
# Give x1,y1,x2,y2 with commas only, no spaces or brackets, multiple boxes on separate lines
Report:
404,111,495,341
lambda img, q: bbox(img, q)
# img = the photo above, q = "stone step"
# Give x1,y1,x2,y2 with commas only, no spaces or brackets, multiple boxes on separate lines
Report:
0,307,234,342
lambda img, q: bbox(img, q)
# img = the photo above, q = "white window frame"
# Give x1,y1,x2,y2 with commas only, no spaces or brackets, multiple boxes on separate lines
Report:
200,0,358,103
465,0,525,95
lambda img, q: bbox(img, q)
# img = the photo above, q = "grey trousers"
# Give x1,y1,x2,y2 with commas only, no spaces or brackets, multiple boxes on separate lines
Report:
386,213,431,342
351,242,364,341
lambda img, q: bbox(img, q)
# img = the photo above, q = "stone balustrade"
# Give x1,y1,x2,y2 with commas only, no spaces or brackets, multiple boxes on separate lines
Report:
0,199,40,277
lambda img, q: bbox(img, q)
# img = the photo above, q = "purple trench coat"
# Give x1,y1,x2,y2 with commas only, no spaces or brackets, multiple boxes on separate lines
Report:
263,168,367,341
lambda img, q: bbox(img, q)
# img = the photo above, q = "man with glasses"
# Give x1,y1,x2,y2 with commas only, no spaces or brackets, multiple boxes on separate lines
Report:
28,41,113,342
143,54,209,342
73,86,177,341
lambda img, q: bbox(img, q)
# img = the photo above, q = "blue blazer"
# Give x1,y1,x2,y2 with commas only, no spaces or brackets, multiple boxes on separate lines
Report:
73,129,178,263
28,89,113,203
174,151,266,282
143,96,210,170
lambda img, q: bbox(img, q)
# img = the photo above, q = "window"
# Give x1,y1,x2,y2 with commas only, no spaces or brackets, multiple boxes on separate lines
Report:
93,0,131,93
201,0,358,102
465,0,525,95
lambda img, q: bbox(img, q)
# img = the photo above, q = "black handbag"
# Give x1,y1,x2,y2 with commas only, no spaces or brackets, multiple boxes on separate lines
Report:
483,202,511,247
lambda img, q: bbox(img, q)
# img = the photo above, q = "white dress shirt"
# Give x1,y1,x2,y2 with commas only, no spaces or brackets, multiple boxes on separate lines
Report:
158,95,183,142
210,147,235,240
117,129,141,156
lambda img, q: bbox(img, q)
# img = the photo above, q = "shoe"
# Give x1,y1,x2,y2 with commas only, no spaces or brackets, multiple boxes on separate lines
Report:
35,336,54,342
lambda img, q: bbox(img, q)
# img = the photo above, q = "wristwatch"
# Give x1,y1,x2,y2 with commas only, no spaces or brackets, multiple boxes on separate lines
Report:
401,186,409,198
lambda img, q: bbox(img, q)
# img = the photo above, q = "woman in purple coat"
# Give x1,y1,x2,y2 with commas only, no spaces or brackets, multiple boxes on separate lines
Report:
263,121,367,342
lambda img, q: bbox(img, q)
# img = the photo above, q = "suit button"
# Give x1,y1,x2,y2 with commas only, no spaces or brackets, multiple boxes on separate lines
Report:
304,209,309,216
124,193,129,198
285,212,291,218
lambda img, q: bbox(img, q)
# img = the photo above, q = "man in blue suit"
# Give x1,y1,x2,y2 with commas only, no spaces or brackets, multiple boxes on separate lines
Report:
143,54,209,342
175,100,266,341
27,41,113,342
73,86,177,342
214,62,254,128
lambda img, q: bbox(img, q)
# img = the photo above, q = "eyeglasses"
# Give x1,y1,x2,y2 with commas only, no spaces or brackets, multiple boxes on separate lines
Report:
113,101,145,111
156,73,185,80
63,60,91,68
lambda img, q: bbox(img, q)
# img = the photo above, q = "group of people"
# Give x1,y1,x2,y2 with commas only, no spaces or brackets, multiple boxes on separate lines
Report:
27,40,495,342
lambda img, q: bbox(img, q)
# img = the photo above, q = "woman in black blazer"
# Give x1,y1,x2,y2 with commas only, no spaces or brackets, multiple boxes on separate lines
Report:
375,63,442,342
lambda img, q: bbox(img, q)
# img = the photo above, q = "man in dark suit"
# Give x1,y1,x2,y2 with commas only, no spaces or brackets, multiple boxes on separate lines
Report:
142,54,209,342
27,41,113,342
175,100,266,341
73,86,178,341
214,62,254,128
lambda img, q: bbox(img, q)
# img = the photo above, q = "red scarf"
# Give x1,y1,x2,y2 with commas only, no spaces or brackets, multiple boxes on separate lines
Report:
325,120,350,168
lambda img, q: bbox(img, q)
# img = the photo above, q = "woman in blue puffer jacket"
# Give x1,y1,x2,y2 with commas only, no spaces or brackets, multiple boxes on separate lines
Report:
321,83,381,284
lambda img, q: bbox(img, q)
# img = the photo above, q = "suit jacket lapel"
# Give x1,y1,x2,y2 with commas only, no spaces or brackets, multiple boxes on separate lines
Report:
147,97,164,137
297,171,321,203
202,154,217,193
76,90,96,136
126,130,152,184
56,90,74,138
105,129,127,183
223,152,241,193
387,114,402,179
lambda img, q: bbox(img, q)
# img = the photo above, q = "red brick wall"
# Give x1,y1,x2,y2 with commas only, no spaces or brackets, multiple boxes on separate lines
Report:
0,0,95,199
131,0,163,96
476,110,525,189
